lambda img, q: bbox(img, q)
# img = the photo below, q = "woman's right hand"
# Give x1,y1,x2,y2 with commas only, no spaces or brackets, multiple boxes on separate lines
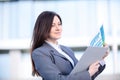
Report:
88,61,100,77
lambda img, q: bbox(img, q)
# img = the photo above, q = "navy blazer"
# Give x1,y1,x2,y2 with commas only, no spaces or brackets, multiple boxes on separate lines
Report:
32,42,105,80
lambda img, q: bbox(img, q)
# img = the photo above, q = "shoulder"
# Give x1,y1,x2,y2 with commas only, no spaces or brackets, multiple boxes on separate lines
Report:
32,43,51,56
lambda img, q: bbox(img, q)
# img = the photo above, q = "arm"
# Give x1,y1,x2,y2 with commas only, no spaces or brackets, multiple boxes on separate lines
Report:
91,43,109,80
90,43,109,80
87,60,105,80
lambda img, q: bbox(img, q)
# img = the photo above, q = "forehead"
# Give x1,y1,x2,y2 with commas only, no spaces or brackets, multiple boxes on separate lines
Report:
53,16,60,22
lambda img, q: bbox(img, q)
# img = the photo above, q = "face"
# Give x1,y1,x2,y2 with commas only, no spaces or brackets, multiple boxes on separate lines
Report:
48,16,62,42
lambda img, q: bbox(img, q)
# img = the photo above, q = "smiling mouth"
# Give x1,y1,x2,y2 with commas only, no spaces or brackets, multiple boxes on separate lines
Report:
55,32,61,34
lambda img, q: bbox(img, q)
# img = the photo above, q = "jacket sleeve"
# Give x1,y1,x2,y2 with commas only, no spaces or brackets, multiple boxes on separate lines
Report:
32,49,91,80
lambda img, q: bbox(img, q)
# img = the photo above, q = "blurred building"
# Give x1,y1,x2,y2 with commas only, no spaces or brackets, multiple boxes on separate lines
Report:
0,0,120,80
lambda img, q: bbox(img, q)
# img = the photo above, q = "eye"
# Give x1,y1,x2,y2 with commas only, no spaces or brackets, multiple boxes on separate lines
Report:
58,23,61,25
52,23,55,27
58,22,62,25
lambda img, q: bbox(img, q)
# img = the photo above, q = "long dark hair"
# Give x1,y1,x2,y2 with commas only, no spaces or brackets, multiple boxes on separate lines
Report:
31,11,62,76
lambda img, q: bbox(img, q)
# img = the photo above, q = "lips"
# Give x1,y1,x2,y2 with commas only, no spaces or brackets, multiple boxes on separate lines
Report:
55,32,61,34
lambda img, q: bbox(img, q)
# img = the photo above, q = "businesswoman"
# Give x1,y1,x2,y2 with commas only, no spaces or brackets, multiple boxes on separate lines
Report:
31,11,107,80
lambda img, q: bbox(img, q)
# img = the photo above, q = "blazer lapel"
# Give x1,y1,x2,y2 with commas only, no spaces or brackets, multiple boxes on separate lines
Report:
50,49,68,60
60,46,73,59
43,42,68,59
60,45,78,65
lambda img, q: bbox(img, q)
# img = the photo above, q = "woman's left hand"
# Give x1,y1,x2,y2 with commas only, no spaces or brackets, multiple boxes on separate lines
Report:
102,43,110,59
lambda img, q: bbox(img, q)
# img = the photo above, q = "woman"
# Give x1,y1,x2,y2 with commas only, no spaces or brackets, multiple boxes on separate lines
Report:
31,11,107,80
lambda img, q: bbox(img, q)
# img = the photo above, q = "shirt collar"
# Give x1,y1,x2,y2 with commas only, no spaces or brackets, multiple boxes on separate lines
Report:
45,40,60,49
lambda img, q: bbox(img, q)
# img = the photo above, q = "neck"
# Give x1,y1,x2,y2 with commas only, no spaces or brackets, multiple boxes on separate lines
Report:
46,39,58,45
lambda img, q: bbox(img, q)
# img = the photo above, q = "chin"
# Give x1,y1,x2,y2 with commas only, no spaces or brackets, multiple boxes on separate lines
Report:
55,37,61,40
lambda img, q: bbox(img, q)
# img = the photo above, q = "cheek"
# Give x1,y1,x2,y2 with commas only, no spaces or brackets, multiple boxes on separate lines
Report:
60,27,62,32
49,29,54,37
50,29,55,34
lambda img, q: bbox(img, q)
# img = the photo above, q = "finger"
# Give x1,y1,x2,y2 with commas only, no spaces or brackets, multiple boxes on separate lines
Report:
94,61,100,65
103,43,109,47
